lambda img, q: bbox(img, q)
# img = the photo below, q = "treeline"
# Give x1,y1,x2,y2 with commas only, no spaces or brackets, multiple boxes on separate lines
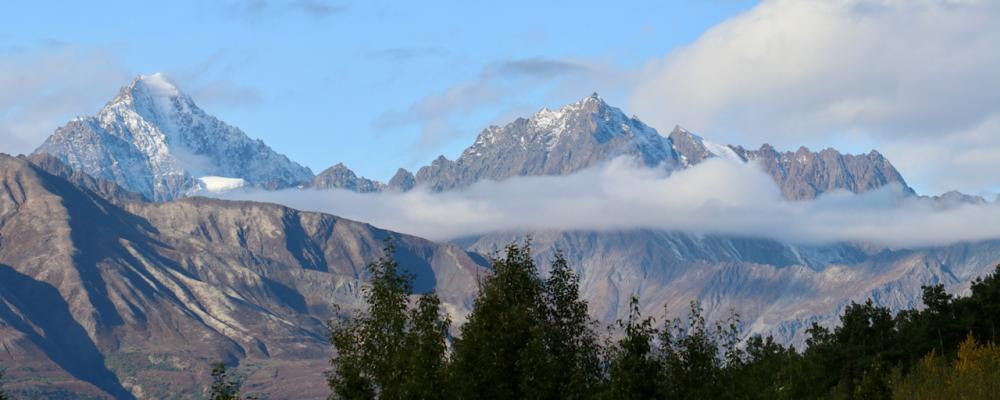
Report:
6,240,995,399
320,241,1000,400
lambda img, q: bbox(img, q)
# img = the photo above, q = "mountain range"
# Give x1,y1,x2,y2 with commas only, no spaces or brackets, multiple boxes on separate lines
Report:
3,74,998,399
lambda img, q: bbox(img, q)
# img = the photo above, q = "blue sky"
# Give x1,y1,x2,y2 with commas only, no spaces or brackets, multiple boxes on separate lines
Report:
0,0,755,180
2,1,999,196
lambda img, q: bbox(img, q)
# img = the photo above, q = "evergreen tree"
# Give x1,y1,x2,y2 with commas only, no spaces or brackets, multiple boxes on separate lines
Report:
659,301,731,399
328,238,450,400
449,242,548,400
208,363,256,400
963,265,1000,343
542,252,602,399
736,335,800,400
833,300,896,400
398,293,450,400
605,296,660,400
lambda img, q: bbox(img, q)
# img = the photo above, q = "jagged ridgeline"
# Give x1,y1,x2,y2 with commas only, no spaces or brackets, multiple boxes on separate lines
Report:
6,74,999,398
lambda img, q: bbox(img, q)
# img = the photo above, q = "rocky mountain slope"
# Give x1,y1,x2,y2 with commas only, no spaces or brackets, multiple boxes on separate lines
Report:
411,94,680,191
0,153,486,399
457,230,1000,346
33,74,313,201
332,94,915,200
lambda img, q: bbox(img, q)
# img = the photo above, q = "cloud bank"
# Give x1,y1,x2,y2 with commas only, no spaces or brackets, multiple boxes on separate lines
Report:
212,158,1000,248
630,0,1000,195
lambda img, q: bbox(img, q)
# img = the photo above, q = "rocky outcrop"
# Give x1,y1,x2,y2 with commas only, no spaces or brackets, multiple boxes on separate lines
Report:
387,168,416,192
412,94,680,191
730,144,914,200
309,163,385,192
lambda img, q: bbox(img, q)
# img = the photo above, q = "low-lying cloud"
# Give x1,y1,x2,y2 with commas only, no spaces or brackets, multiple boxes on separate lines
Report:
212,158,1000,248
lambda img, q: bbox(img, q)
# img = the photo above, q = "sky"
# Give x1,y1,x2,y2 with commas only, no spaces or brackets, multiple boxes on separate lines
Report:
1,0,999,197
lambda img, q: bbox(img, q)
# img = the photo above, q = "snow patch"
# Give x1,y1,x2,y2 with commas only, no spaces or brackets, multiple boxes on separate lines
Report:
198,176,247,193
703,139,745,163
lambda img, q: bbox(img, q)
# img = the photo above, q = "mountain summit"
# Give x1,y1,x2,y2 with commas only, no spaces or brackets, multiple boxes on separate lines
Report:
34,74,313,200
412,93,680,191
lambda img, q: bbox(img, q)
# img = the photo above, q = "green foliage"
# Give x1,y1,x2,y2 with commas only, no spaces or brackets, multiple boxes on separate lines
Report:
208,363,256,400
449,242,547,399
541,252,603,399
397,294,450,400
604,296,660,400
328,238,450,400
324,241,1000,400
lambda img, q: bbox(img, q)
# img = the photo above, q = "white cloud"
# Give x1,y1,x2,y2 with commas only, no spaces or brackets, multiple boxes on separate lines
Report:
630,0,1000,194
213,157,1000,248
0,47,129,155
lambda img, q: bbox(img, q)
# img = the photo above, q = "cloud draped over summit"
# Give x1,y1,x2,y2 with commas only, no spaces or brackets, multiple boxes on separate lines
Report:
214,158,1000,248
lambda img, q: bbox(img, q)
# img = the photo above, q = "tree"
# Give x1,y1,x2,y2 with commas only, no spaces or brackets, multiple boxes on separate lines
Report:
328,315,375,400
208,363,256,400
893,334,1000,400
658,301,738,399
397,293,450,400
963,265,1000,343
542,252,602,399
736,335,800,400
449,242,548,399
604,296,661,400
328,238,451,400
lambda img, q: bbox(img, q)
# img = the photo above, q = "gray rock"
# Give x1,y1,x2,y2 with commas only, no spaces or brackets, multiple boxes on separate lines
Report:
309,162,386,192
730,144,914,200
413,93,680,191
388,168,416,192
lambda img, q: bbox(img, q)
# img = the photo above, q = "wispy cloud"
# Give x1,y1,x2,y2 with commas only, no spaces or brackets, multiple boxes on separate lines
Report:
228,0,347,20
372,57,603,150
367,47,448,62
0,46,129,155
164,49,264,110
213,157,1000,248
290,0,345,17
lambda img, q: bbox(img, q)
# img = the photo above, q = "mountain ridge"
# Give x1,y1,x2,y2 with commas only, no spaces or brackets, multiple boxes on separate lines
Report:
0,152,487,399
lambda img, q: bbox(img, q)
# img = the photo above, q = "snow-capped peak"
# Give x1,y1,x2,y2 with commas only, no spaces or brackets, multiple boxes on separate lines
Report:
33,74,314,201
